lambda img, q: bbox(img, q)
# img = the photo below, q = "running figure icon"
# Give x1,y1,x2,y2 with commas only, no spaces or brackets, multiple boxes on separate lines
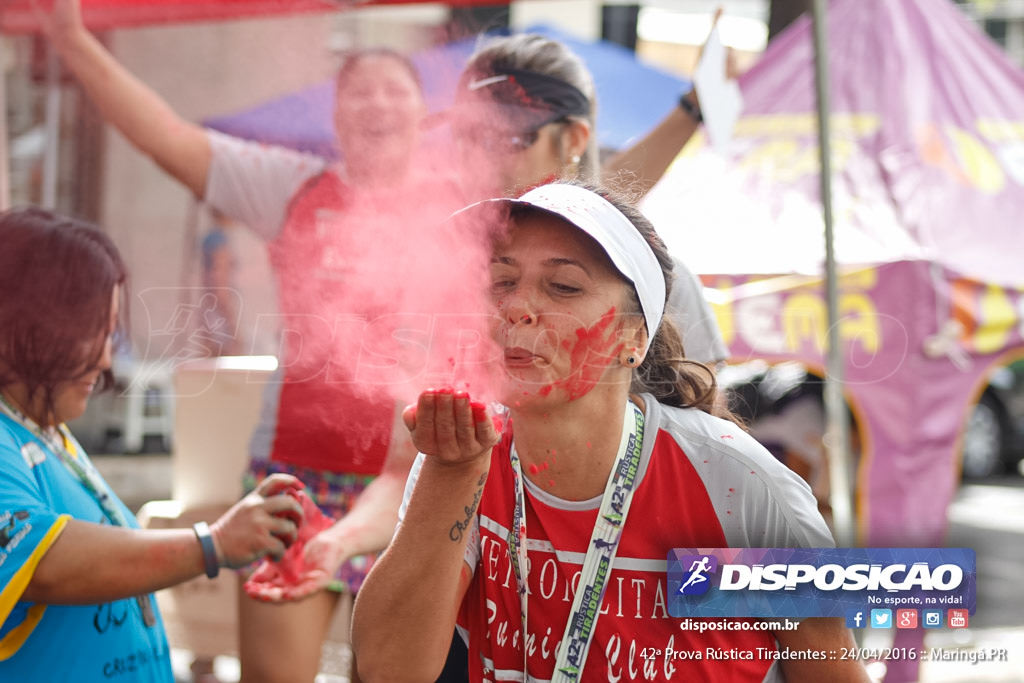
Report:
679,556,713,594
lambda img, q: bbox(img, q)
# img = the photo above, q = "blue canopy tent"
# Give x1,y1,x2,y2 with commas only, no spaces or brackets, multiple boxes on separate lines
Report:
203,25,691,157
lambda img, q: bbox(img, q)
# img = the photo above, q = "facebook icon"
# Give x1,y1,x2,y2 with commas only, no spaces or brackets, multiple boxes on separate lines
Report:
846,609,866,629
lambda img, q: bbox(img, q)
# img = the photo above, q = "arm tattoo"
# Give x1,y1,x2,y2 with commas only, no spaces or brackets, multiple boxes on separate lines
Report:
449,472,488,543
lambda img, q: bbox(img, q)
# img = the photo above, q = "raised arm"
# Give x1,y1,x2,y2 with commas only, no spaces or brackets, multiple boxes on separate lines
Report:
602,8,731,198
351,390,498,682
35,0,212,196
22,474,303,604
601,92,702,197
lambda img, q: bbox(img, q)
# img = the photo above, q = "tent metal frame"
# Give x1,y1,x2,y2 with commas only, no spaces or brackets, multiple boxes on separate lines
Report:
812,0,855,546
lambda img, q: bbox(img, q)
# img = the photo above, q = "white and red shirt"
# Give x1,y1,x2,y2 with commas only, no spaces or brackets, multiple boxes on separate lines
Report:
205,132,392,472
205,131,464,473
403,396,833,682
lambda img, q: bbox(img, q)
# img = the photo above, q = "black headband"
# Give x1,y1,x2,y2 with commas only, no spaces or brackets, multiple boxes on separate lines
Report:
455,66,591,128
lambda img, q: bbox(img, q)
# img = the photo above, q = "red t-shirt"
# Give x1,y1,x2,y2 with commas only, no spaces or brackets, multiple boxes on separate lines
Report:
445,398,834,682
264,172,396,473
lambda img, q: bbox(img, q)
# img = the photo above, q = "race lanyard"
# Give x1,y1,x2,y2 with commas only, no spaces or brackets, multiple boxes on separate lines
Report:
506,400,645,681
0,393,158,627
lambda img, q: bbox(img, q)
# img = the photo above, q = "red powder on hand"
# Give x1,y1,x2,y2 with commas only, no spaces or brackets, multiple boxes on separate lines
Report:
244,488,335,592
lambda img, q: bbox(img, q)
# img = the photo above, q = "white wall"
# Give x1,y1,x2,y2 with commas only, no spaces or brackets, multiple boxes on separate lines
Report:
511,0,602,39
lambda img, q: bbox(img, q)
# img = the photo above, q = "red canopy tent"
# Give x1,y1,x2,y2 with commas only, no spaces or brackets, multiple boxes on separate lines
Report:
0,0,499,209
0,0,495,34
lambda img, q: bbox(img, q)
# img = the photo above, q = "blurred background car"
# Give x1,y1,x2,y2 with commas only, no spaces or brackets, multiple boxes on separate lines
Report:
722,359,1024,482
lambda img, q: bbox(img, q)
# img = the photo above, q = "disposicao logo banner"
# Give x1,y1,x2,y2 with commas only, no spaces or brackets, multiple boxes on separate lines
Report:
667,548,976,618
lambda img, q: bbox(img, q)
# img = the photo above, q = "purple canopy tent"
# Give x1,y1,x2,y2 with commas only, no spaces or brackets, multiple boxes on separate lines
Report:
644,0,1024,550
202,25,691,156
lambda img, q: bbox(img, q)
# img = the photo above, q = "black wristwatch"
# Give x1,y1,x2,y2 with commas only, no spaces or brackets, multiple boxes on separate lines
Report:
679,91,703,124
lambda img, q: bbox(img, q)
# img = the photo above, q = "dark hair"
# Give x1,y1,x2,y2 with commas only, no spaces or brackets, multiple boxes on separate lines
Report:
466,34,599,180
0,207,127,418
335,48,424,95
567,183,739,423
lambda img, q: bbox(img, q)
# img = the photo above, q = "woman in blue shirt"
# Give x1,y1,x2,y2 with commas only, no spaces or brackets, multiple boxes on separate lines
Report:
0,207,303,681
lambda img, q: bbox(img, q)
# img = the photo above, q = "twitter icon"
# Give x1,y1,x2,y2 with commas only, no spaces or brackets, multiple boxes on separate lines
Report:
871,609,893,628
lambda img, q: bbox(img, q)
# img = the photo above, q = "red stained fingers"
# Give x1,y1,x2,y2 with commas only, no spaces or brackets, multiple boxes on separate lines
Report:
263,492,304,529
256,472,304,497
433,388,456,447
453,391,477,451
267,514,299,547
413,389,439,454
411,389,499,462
471,401,500,450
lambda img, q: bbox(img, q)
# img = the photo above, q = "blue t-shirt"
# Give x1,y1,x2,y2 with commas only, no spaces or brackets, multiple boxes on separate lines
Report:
0,413,173,682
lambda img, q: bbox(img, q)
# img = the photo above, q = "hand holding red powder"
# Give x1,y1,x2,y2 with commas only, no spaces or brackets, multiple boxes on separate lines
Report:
208,473,305,570
402,388,501,466
243,487,336,601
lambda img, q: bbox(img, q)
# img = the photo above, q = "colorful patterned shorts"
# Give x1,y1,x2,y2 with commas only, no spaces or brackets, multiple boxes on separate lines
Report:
242,459,377,594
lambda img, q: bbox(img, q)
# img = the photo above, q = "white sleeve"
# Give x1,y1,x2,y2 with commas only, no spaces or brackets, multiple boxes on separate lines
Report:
397,453,425,523
399,453,481,569
204,130,326,241
658,404,836,549
666,255,729,365
711,427,835,548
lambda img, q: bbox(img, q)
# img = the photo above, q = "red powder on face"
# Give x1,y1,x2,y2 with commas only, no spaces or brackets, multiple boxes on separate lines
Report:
538,307,624,401
528,463,539,475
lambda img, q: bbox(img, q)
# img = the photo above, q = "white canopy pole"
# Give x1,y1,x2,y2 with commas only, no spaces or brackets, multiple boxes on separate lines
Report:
42,42,61,209
812,0,855,546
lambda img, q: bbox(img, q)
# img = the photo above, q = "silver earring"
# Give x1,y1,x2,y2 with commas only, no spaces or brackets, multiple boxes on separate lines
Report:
571,154,581,165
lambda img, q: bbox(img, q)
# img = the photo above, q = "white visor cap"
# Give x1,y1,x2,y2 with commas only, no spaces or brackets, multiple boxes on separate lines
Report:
459,183,666,352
